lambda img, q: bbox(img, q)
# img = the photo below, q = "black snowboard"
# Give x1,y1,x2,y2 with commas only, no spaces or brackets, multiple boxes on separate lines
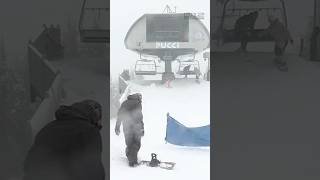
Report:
138,153,175,170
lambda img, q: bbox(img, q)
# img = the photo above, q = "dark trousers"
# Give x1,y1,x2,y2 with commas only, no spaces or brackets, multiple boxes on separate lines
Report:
274,41,288,56
236,30,249,51
274,41,288,64
124,132,141,164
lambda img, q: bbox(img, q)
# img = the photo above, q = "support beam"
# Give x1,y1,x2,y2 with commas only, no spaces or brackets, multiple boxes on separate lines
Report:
310,0,320,61
315,0,320,26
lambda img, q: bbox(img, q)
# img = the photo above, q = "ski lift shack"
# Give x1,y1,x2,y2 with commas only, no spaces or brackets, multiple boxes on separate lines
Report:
213,0,287,43
125,13,210,82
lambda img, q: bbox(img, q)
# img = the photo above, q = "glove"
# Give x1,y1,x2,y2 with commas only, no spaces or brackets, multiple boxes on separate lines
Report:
115,128,120,136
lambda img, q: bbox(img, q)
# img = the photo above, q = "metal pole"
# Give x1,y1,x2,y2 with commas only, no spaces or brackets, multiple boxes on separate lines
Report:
280,0,288,28
314,0,317,27
315,0,320,61
164,60,172,73
78,0,87,32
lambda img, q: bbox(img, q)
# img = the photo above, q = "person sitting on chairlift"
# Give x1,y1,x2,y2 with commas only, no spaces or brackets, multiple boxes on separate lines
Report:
183,65,192,78
234,11,259,53
183,65,201,79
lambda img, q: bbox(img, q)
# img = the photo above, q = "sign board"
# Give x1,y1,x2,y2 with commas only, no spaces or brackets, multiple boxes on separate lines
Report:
146,14,189,42
156,42,180,49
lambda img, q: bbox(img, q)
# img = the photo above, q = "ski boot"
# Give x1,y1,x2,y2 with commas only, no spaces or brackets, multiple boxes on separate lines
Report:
129,161,138,167
274,58,288,72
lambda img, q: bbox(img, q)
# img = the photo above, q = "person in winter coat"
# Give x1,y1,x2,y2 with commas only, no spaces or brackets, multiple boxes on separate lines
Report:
115,93,144,167
234,11,259,53
261,15,293,70
23,100,105,180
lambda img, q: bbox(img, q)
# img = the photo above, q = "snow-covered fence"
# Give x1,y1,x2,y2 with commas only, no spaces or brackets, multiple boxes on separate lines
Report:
28,44,64,135
119,84,131,105
118,75,131,105
119,75,129,94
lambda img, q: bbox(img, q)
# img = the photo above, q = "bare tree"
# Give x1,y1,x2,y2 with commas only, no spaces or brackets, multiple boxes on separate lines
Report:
0,34,33,179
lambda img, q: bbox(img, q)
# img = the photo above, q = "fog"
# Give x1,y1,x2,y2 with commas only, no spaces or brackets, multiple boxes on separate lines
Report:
0,0,106,56
0,0,314,70
110,0,210,77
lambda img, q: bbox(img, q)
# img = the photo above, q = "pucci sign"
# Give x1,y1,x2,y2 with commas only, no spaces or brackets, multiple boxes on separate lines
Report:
155,42,180,49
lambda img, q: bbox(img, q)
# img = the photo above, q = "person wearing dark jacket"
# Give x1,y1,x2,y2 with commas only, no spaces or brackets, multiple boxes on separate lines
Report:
260,15,293,71
234,11,259,53
115,93,144,167
23,100,105,180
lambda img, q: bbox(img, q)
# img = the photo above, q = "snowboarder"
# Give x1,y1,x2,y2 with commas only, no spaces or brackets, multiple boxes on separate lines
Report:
23,100,105,180
115,93,144,167
234,11,259,53
260,15,293,71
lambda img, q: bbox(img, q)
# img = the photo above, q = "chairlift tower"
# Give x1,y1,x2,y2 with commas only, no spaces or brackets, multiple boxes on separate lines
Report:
125,7,210,82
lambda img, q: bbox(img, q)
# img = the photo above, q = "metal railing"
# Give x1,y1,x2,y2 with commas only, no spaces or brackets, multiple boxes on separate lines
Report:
28,43,64,135
118,75,131,105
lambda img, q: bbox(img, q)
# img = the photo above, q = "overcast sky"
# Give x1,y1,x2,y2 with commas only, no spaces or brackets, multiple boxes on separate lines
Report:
110,0,210,77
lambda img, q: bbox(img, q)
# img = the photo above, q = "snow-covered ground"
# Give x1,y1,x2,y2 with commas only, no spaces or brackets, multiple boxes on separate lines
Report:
110,78,210,180
50,57,108,107
213,51,320,179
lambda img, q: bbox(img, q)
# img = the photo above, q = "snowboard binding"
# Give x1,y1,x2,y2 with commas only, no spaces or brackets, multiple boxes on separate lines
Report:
139,153,176,170
149,153,161,167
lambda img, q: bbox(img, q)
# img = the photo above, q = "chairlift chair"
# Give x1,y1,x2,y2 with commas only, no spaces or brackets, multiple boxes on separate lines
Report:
213,0,287,43
176,59,201,76
134,59,158,75
79,0,109,43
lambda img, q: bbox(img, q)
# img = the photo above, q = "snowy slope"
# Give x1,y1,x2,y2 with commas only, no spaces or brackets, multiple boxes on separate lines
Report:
213,52,320,179
110,79,210,180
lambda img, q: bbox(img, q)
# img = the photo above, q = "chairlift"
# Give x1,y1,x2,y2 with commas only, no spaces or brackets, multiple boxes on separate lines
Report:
176,59,201,76
134,59,158,75
213,0,287,43
79,0,109,43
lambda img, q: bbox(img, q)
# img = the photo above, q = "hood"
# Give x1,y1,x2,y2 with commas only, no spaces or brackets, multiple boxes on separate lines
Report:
127,93,142,102
55,106,89,122
55,101,99,123
124,94,142,111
